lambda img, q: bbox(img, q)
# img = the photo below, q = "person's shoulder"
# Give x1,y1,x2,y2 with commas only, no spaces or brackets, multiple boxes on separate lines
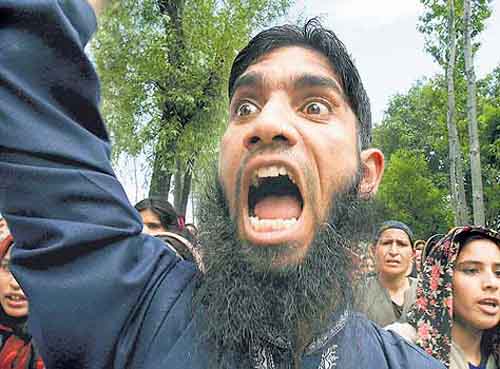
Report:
348,313,445,369
385,322,418,343
408,276,418,285
353,275,382,297
352,275,381,308
355,274,379,288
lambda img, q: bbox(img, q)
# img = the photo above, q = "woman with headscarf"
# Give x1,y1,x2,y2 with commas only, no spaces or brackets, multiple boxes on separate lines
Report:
0,235,45,369
387,226,500,369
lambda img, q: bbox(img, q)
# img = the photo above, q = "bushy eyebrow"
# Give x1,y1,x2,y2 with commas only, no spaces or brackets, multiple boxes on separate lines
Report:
231,73,263,99
231,72,345,100
293,74,344,97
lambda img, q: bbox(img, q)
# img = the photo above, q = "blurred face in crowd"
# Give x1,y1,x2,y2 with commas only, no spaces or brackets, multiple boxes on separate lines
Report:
360,254,375,274
0,218,9,243
414,240,425,272
0,246,28,318
218,46,383,269
374,228,413,278
139,209,167,236
453,238,500,332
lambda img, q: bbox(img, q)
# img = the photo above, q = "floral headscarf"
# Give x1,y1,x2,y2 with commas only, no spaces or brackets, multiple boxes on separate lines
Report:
407,226,500,368
0,235,46,369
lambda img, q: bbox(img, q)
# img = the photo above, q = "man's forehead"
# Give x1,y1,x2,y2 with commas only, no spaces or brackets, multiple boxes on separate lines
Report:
232,46,343,95
231,70,344,98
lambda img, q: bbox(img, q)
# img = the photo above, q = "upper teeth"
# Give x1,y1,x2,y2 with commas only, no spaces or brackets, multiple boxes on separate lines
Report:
252,165,296,186
9,296,22,301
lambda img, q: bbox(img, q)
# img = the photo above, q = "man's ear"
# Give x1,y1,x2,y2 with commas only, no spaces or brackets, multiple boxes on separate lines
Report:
358,148,384,199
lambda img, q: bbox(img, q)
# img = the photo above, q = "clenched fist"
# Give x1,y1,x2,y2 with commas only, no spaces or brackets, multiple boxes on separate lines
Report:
87,0,108,16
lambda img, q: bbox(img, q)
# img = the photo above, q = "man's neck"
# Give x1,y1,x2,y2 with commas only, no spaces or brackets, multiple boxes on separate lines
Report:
452,319,483,366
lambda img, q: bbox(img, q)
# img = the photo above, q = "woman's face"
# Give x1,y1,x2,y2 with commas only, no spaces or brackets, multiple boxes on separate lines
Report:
140,209,167,236
453,238,500,332
0,247,29,318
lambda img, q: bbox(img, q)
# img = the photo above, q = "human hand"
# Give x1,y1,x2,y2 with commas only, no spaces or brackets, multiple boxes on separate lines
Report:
87,0,108,16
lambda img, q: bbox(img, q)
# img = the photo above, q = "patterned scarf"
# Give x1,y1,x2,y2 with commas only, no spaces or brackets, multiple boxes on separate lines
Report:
407,226,500,368
0,322,45,369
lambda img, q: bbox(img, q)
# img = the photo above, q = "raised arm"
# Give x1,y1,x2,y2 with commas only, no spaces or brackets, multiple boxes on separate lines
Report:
0,1,191,368
87,0,108,16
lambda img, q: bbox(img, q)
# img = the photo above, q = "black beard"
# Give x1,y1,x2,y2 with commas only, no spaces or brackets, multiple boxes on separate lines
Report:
194,167,372,367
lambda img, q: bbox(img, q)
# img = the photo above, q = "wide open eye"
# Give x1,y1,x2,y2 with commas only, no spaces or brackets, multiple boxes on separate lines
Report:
236,101,259,117
301,101,331,116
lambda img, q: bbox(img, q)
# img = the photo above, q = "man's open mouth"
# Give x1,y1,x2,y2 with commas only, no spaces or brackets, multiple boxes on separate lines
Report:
247,165,304,232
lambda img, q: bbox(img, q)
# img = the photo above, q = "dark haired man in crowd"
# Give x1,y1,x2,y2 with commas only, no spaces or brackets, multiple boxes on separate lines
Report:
0,1,443,368
135,197,201,267
134,197,185,237
355,221,417,327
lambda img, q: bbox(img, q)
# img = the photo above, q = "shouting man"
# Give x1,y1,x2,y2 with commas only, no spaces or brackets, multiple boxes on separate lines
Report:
0,1,443,368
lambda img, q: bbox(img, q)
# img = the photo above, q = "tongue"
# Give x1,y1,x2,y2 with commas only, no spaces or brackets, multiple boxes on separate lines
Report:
254,195,301,219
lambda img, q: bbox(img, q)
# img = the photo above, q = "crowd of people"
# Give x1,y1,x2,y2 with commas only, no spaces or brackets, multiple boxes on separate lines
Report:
354,221,500,369
0,1,498,369
1,207,498,369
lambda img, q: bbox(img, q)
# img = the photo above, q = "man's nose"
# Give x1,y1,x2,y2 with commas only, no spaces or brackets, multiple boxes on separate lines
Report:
243,97,298,150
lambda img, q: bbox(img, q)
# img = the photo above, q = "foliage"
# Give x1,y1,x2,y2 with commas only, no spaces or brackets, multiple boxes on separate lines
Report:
92,0,292,211
477,66,500,227
373,68,500,235
417,0,493,225
375,149,453,239
373,78,453,190
418,0,492,67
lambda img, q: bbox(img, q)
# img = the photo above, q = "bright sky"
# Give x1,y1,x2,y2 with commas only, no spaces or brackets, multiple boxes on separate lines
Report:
116,0,500,211
290,0,500,123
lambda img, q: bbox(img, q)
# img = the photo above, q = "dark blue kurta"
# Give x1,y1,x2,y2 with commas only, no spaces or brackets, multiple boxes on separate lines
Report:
0,1,444,368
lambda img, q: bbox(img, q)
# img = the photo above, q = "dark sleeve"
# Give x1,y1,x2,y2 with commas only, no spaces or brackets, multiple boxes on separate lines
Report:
0,1,187,368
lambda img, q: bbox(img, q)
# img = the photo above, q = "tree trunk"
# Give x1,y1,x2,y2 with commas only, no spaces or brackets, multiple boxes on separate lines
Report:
149,147,172,200
446,0,469,225
464,0,486,225
172,157,193,217
178,164,192,217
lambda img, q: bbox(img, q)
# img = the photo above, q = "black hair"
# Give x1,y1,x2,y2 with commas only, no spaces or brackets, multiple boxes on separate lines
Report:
373,220,414,248
420,233,445,271
458,232,500,253
228,18,372,149
134,197,180,231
